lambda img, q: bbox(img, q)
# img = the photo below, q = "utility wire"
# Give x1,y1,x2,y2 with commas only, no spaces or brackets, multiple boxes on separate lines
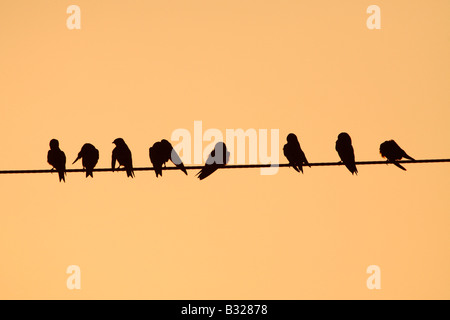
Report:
0,159,449,174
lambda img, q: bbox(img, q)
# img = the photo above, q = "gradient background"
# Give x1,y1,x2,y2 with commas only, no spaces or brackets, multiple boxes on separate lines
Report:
0,0,449,299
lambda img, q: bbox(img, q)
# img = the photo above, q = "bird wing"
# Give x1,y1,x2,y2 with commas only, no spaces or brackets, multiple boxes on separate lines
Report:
401,150,415,161
61,151,66,170
300,149,310,167
196,147,229,180
393,161,407,171
196,151,216,180
111,148,118,170
283,144,301,172
84,148,99,177
60,151,66,181
196,164,218,180
47,150,55,168
124,149,134,177
337,142,357,174
170,148,187,175
92,148,99,167
149,146,162,177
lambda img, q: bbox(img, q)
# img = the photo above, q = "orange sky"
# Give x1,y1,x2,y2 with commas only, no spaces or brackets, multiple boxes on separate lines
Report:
0,0,449,299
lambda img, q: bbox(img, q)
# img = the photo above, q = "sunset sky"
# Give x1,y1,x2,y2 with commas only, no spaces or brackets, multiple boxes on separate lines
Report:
0,0,449,299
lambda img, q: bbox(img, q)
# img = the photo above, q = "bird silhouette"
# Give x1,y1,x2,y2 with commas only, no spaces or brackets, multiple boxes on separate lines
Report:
47,139,66,182
149,139,187,177
379,140,415,171
196,142,230,180
283,133,310,173
149,141,164,177
335,132,358,175
112,138,134,178
73,143,99,178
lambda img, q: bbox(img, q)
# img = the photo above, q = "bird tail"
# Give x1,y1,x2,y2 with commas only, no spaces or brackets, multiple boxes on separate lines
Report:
58,170,66,182
155,168,162,177
170,150,188,175
393,162,407,171
345,163,358,175
86,168,94,178
196,169,206,180
178,164,188,175
304,156,311,168
196,167,217,180
127,168,135,178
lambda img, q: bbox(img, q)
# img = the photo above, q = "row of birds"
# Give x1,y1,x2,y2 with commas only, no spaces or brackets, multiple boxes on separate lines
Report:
47,133,415,182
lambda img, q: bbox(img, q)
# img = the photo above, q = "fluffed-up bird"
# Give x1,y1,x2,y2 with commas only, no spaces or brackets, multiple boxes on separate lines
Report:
47,139,66,182
335,132,358,175
196,142,230,180
283,133,310,173
112,138,134,178
73,143,99,178
149,139,187,177
379,140,415,171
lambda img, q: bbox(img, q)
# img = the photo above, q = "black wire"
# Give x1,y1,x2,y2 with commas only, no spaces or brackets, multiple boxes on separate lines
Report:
0,159,448,174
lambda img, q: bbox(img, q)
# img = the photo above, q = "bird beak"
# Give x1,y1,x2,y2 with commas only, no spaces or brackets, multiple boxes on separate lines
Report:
72,156,80,165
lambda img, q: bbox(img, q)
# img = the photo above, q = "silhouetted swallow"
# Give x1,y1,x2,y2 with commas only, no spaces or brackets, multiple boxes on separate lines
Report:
149,141,164,177
380,140,415,171
149,139,187,177
47,139,66,182
73,143,99,178
283,133,310,173
335,132,358,175
112,138,134,178
196,142,230,180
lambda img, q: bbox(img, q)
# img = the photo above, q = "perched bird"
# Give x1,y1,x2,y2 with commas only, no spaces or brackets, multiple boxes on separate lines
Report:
335,132,358,175
149,139,187,177
149,141,164,177
47,139,66,182
73,143,99,178
196,142,230,180
283,133,310,173
380,140,415,171
112,138,134,178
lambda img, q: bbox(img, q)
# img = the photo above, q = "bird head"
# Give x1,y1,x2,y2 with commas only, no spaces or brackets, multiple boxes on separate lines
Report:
160,139,173,153
286,133,298,143
337,132,351,143
160,139,172,148
81,143,94,152
379,140,391,158
49,139,59,150
73,144,91,164
214,142,229,164
151,141,161,150
113,138,125,146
